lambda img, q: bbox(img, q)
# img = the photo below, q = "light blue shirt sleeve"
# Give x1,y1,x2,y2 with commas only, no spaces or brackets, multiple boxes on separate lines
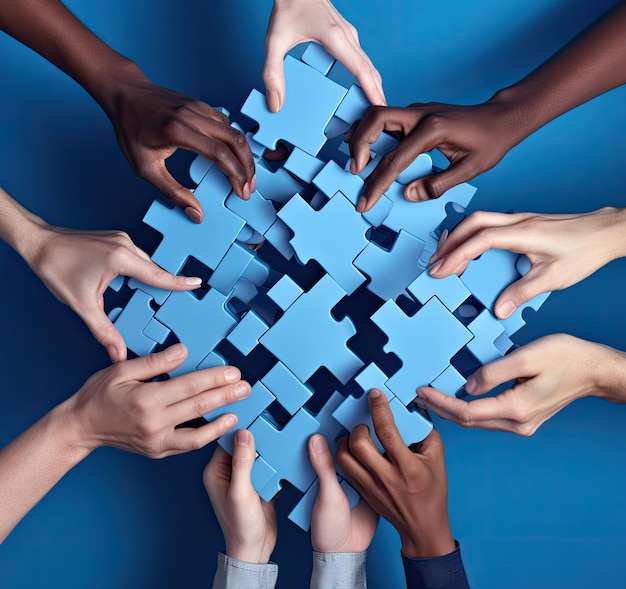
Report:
212,552,278,589
310,551,367,589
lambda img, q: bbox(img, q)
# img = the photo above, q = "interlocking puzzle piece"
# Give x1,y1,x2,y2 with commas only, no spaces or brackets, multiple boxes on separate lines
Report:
260,274,364,384
263,218,296,260
332,392,433,454
354,363,394,399
408,269,471,313
151,288,238,376
313,159,363,206
226,310,269,356
127,278,171,305
333,83,370,124
250,407,321,501
144,165,245,275
251,455,278,492
466,309,512,364
284,147,325,183
261,361,314,415
354,230,426,301
301,42,335,75
255,158,304,205
210,381,276,453
225,190,277,235
108,275,125,292
208,242,265,296
430,364,466,396
197,350,227,370
242,55,347,156
267,274,303,310
110,290,162,356
371,296,473,404
278,191,370,294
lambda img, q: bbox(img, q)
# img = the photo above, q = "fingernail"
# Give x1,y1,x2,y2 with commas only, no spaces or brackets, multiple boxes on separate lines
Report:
406,187,419,202
224,367,240,382
429,261,443,276
498,301,516,319
464,377,477,394
251,174,257,193
164,344,184,360
356,196,367,212
312,435,326,454
369,388,381,399
243,182,250,200
107,346,119,364
236,429,250,444
268,91,280,113
437,229,449,250
185,207,202,223
235,382,250,398
185,276,202,286
225,415,238,428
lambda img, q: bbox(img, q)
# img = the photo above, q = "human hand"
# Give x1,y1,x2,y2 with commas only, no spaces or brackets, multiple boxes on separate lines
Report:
204,431,277,564
417,334,626,436
308,434,378,553
429,207,626,319
336,390,455,559
346,96,522,212
25,224,202,363
264,0,385,113
102,64,256,222
67,343,250,457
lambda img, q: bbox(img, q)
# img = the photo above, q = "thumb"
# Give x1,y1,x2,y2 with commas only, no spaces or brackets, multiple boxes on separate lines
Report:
229,429,257,498
405,155,480,202
263,38,289,113
82,306,128,363
119,253,203,292
495,267,549,320
308,435,343,499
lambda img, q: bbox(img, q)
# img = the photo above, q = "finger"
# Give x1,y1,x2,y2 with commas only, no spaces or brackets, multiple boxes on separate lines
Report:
203,445,232,493
263,35,290,113
405,153,482,202
166,380,251,424
494,266,552,320
170,121,254,201
80,304,128,364
229,429,257,498
115,343,188,381
308,434,343,498
368,389,411,465
138,161,204,223
335,434,379,492
346,422,395,484
168,413,239,452
117,252,203,291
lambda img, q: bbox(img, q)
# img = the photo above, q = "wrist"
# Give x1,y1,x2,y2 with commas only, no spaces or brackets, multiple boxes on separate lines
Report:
486,86,540,150
400,516,456,559
225,540,274,565
608,207,626,260
43,397,95,465
589,342,626,404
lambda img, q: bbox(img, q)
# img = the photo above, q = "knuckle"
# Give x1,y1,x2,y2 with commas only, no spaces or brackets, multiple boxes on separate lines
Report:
421,113,446,137
374,423,395,445
349,433,371,454
457,408,476,429
379,151,403,174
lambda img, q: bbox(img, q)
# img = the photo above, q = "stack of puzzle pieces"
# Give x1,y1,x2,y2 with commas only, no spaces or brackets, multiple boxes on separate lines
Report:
107,43,550,530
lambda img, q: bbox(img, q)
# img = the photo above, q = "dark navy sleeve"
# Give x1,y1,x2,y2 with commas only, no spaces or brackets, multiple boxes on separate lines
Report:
402,542,470,589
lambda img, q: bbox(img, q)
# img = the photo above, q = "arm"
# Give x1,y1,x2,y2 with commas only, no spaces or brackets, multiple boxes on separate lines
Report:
348,0,626,211
204,431,278,589
417,333,626,436
0,0,255,221
307,434,378,589
264,0,385,112
0,186,201,363
336,390,470,589
429,206,626,319
0,344,250,543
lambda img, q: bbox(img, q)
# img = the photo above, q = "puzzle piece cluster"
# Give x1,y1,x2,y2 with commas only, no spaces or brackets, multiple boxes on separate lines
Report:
107,43,550,531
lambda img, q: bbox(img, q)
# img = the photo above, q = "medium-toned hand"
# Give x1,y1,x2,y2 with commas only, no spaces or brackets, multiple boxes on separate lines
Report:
308,434,378,553
336,389,455,559
204,431,277,564
429,207,626,319
264,0,385,113
417,334,626,436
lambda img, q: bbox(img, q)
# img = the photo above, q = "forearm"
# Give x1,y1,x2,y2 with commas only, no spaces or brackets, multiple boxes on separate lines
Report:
592,342,626,405
491,1,626,145
0,0,141,113
0,397,91,543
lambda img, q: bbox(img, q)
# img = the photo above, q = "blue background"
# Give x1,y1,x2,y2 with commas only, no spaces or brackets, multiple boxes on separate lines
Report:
1,0,625,587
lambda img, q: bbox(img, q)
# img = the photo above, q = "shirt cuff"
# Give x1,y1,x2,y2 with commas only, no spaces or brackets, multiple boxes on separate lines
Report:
401,542,470,589
310,551,367,589
212,552,278,589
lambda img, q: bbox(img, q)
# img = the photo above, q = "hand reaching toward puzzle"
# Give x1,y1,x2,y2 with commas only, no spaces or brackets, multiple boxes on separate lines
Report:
417,334,626,436
337,390,456,559
347,0,626,211
25,224,204,364
429,207,626,320
0,344,248,542
264,0,385,113
308,434,378,554
0,0,256,223
205,431,277,564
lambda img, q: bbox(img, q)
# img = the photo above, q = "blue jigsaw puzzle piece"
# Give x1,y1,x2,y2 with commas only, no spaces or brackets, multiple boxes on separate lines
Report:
284,147,325,183
278,191,370,294
242,55,347,156
260,274,364,384
408,270,471,313
354,363,394,399
333,83,370,124
430,364,467,396
251,455,278,493
466,309,511,364
110,290,162,356
264,218,296,260
226,310,269,356
301,42,335,74
354,230,426,301
255,158,304,205
261,361,314,415
226,190,277,235
267,274,304,310
371,297,473,404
